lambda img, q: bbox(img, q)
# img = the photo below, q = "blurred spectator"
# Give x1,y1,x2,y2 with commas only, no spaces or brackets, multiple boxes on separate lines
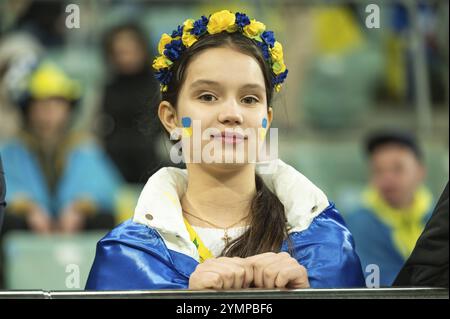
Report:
11,0,65,48
0,61,123,234
99,22,163,183
345,131,434,286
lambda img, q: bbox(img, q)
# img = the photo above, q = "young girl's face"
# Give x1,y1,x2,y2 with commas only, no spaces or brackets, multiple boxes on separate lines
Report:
175,46,273,166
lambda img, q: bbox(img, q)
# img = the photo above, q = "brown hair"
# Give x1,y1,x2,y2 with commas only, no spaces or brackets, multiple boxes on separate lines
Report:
156,31,290,256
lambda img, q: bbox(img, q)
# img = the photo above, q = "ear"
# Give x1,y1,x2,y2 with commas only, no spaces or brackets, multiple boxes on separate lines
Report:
267,106,273,129
158,100,179,135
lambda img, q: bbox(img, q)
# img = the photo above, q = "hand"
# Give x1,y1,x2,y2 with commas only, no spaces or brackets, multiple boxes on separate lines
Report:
246,252,310,289
26,203,52,234
57,203,86,233
189,257,254,290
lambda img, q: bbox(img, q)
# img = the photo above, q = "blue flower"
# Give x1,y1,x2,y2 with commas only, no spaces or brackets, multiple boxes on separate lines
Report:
155,69,172,85
171,25,183,38
235,12,250,28
164,39,185,61
256,41,270,60
192,16,208,36
272,69,289,85
261,31,275,48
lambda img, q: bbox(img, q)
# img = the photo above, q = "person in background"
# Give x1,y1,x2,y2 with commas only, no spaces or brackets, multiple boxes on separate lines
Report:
346,131,434,286
99,23,163,184
0,61,123,234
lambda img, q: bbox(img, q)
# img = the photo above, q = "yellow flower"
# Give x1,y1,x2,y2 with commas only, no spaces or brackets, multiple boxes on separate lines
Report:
269,41,283,62
272,60,286,75
152,55,172,70
243,19,266,39
183,18,194,30
207,10,237,34
158,33,173,55
161,84,168,92
274,84,282,92
182,19,197,48
182,33,197,48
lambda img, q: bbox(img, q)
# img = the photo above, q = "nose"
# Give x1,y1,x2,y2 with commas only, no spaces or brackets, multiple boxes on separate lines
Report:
217,99,243,126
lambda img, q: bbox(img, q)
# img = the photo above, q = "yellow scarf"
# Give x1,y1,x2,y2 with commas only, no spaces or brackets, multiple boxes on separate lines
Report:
183,218,214,263
363,186,432,259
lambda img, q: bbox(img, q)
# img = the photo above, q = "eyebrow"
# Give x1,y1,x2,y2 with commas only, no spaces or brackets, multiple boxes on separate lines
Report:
189,79,265,92
190,79,221,89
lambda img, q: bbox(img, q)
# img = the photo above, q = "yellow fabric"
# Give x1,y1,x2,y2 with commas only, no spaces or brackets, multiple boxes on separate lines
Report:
363,187,432,259
385,34,407,100
183,218,214,263
312,6,364,55
8,197,35,215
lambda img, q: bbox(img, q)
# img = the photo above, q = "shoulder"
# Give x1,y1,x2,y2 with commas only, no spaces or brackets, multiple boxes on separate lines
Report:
257,159,329,233
0,137,28,154
98,219,163,250
289,203,355,248
285,204,365,287
345,205,391,236
87,219,195,290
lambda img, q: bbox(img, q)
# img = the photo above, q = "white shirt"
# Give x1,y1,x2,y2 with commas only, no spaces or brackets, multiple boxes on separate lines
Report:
192,225,249,257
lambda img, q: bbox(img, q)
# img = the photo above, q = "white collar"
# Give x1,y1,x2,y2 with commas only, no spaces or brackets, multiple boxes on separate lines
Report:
133,159,329,261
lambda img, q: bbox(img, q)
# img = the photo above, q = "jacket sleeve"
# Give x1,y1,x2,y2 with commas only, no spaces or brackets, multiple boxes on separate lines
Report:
393,182,449,288
85,221,190,290
284,204,366,288
0,155,6,229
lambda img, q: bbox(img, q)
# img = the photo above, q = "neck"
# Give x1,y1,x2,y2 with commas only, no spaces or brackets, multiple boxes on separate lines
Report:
388,194,416,211
181,163,256,228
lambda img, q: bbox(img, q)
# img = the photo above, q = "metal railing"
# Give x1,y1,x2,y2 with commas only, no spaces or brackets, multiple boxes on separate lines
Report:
0,287,448,299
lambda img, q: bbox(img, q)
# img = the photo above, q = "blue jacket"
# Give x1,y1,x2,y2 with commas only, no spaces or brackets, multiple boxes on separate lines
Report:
86,160,365,290
345,188,433,286
1,132,123,216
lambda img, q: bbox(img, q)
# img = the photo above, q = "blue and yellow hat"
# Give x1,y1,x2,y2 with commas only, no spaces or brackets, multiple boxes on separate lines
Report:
15,61,82,110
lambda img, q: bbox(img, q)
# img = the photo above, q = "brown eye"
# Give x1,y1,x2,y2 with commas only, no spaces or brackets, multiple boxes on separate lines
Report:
241,96,259,104
199,94,217,102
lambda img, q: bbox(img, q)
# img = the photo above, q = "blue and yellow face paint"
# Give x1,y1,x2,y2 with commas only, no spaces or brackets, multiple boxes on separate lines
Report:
182,117,192,138
260,117,268,140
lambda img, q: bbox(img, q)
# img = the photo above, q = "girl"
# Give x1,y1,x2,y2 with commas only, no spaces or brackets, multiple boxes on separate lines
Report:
86,9,365,290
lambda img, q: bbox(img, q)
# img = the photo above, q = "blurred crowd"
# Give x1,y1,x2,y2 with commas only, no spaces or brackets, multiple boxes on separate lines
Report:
0,0,448,289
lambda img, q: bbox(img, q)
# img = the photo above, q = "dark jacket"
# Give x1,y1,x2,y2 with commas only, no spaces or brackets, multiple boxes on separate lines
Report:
0,155,6,230
393,182,449,288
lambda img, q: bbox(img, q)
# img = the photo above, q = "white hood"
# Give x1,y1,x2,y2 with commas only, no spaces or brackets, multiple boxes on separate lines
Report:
133,159,329,261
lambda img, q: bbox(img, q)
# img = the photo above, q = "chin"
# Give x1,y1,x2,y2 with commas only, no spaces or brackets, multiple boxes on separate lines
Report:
203,161,252,172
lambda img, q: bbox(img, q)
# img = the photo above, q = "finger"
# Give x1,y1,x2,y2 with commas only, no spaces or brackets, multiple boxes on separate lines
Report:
223,257,253,288
286,265,310,289
213,257,251,289
247,253,278,288
274,262,309,289
245,252,277,266
229,257,254,288
274,266,296,288
262,259,283,289
189,271,223,290
201,260,239,289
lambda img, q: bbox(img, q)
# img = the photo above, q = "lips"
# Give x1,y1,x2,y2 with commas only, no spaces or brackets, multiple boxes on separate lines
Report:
211,131,247,144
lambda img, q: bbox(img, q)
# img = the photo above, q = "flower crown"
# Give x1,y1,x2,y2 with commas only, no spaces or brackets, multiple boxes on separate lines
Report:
152,9,288,93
